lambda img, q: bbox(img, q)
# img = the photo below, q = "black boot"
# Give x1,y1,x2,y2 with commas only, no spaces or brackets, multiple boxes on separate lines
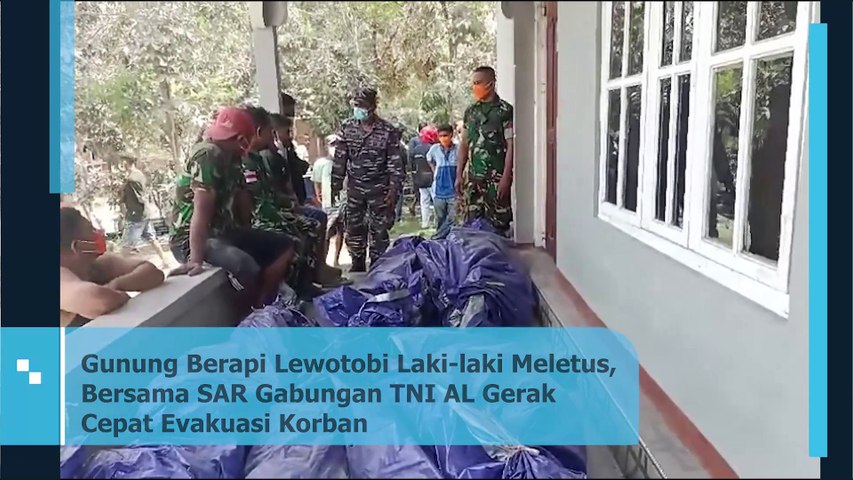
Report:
350,257,367,273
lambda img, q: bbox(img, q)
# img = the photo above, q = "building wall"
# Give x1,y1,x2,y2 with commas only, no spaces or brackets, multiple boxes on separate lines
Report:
497,2,537,245
549,2,816,477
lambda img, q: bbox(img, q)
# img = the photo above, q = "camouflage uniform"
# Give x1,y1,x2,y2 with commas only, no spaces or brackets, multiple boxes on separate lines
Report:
332,116,404,267
170,142,245,257
243,149,320,287
462,95,514,235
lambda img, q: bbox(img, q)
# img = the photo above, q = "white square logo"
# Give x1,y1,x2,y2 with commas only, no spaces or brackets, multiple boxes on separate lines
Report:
16,359,29,372
29,372,42,385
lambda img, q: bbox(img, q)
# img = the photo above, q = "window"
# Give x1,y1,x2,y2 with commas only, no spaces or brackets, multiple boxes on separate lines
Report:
598,1,812,313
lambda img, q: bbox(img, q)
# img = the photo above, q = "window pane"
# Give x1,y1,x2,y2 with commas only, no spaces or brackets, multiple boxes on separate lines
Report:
661,2,675,66
680,2,694,61
655,79,672,221
757,1,798,41
610,2,626,79
743,55,793,262
716,2,747,52
628,2,645,75
605,89,621,204
624,85,642,212
672,74,691,228
707,66,743,247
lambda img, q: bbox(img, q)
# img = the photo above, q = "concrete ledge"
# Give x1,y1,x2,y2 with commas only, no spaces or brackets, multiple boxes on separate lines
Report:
80,268,246,329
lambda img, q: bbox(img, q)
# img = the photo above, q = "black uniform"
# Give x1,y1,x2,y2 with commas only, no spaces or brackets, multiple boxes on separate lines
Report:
332,116,404,267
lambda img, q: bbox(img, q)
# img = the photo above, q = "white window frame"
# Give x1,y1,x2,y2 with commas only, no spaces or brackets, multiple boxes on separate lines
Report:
597,1,815,317
598,1,650,229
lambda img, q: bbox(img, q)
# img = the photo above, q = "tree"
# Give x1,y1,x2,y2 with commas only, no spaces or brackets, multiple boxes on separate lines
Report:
74,1,496,218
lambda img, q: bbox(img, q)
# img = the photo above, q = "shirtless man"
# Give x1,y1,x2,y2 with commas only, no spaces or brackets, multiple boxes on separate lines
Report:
60,207,165,327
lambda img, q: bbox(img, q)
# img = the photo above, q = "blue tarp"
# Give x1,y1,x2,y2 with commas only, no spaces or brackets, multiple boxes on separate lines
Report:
243,445,348,479
346,445,443,479
77,446,245,479
60,445,88,479
435,445,587,479
416,227,537,327
314,225,537,329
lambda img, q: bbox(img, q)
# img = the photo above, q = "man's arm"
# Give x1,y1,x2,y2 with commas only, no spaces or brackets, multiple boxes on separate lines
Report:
425,145,436,174
189,188,215,264
60,269,130,319
455,129,469,195
95,254,165,292
331,128,349,195
502,104,515,180
387,130,404,194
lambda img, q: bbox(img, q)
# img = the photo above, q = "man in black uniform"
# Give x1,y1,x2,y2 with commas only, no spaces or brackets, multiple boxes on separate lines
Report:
332,87,404,272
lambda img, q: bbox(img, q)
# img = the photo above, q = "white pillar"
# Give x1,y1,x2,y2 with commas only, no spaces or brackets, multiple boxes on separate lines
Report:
495,3,516,106
251,26,282,114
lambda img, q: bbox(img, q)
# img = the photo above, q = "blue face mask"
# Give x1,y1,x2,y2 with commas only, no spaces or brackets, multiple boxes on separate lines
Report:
353,107,369,121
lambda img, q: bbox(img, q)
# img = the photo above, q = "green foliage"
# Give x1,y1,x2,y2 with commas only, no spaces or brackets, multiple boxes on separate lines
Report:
74,1,496,216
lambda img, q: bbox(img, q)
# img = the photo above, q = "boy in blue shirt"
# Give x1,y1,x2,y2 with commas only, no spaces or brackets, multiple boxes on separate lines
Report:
426,124,459,233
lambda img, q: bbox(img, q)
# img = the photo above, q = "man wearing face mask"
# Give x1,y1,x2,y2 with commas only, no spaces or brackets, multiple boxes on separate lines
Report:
456,66,515,237
60,207,165,327
332,87,404,272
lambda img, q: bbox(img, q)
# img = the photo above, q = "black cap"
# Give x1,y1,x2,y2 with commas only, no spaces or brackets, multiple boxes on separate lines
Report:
351,86,378,105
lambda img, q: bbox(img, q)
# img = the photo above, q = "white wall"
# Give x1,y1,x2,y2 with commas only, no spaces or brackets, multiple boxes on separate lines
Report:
551,2,816,477
497,2,537,245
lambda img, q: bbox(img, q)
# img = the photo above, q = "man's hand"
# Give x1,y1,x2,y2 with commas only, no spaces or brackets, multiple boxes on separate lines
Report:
169,260,206,277
497,175,513,200
455,177,464,198
384,188,397,210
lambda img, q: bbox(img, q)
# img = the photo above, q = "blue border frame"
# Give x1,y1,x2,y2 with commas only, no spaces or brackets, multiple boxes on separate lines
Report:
50,0,74,194
808,22,827,459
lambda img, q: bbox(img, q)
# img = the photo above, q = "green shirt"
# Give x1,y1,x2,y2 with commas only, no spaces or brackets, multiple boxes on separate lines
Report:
169,142,245,253
463,96,514,179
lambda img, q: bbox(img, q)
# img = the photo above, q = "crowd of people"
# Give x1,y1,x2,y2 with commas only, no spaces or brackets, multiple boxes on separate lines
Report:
58,65,514,325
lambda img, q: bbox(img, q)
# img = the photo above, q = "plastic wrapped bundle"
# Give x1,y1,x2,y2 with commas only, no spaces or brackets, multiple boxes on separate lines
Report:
433,218,500,240
179,446,246,479
78,445,245,479
238,298,314,328
60,445,88,479
243,445,348,479
435,445,587,479
313,284,423,328
346,445,442,479
416,228,537,327
348,285,423,327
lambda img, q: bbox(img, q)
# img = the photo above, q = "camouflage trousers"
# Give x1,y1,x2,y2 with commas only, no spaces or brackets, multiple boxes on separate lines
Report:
255,211,320,287
462,175,513,235
345,190,393,266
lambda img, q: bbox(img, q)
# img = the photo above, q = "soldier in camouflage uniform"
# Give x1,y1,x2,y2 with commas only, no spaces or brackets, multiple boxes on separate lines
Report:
332,87,404,271
169,107,296,308
456,66,515,237
241,106,342,292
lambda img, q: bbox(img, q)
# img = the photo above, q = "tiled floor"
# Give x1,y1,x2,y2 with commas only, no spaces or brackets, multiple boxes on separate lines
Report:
519,248,712,479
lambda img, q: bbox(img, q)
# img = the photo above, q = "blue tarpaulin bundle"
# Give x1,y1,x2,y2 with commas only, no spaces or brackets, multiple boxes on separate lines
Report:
77,446,245,479
346,445,442,479
415,227,537,327
60,445,88,479
238,297,314,328
435,445,587,479
243,445,348,478
314,224,536,328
